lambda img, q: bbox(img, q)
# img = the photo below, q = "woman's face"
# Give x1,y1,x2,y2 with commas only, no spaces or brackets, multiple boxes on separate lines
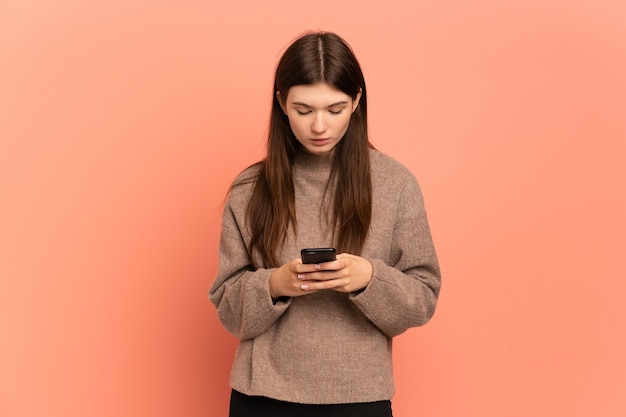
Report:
279,82,361,156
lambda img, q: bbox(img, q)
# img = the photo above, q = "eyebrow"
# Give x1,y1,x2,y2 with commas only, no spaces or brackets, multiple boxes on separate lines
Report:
291,101,349,108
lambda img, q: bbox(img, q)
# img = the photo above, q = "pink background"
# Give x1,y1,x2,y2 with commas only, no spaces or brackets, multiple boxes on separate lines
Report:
1,1,625,416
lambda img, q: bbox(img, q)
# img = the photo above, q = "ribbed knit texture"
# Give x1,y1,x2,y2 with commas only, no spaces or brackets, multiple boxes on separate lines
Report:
209,149,441,404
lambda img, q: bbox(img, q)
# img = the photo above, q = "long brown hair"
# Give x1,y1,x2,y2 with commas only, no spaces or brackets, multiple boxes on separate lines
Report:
236,32,373,268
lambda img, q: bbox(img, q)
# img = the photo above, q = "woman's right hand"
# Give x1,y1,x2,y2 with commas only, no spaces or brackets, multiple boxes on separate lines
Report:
269,258,320,299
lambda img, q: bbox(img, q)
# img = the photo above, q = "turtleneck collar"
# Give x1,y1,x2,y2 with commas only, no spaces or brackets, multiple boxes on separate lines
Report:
293,149,333,172
292,149,334,188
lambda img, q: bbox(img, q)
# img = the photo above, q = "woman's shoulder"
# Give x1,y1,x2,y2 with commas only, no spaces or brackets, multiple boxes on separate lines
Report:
233,162,262,184
369,149,417,183
228,161,263,200
369,149,425,206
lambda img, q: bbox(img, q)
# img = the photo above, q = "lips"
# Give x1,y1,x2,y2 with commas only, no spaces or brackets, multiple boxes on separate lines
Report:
310,138,331,146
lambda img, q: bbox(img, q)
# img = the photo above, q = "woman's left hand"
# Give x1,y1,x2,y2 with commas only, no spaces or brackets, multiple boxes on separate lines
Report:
297,253,373,293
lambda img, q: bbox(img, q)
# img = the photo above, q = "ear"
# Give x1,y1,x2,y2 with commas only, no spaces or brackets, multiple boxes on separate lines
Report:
276,91,287,114
351,88,363,113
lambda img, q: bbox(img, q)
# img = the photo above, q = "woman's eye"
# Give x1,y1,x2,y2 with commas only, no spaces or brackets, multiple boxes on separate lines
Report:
329,109,343,115
296,110,311,115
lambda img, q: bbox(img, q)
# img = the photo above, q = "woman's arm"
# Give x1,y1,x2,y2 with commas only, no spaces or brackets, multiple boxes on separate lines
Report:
349,176,441,337
209,202,291,340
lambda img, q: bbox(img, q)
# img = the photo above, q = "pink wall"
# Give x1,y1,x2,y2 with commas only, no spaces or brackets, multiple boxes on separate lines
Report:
1,1,625,416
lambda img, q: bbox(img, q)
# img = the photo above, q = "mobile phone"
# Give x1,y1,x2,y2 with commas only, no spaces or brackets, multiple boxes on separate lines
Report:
300,248,337,264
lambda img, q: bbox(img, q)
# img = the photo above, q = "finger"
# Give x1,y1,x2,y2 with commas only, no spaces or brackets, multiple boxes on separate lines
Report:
304,277,350,291
298,271,342,282
294,263,324,273
308,260,342,272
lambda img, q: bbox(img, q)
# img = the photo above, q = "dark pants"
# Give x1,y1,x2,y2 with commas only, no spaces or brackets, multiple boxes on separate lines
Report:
229,389,393,417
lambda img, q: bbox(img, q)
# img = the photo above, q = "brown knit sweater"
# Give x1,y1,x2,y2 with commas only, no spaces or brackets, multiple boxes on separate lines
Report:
209,149,441,404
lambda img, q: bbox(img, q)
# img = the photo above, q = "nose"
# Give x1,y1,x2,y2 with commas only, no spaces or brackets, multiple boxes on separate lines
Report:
311,112,327,134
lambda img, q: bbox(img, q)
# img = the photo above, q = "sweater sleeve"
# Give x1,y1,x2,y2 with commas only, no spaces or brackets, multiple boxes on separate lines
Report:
350,175,441,337
209,198,291,340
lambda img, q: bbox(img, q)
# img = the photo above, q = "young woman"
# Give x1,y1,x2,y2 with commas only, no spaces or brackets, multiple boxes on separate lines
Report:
209,31,441,417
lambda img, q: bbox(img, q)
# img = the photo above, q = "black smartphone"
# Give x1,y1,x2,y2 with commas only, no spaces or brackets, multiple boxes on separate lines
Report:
301,247,337,264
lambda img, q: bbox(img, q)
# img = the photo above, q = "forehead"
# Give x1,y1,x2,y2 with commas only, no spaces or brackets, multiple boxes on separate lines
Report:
286,82,351,105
